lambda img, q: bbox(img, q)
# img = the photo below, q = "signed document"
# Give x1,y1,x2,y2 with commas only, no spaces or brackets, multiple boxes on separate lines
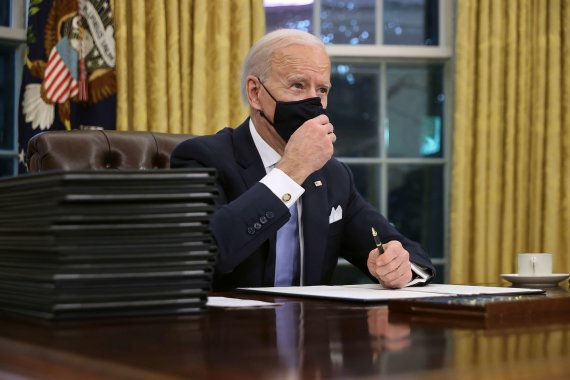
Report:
238,284,544,303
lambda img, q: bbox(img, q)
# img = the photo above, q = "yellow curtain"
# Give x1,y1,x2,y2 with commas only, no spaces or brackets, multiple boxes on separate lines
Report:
452,0,570,283
112,0,265,134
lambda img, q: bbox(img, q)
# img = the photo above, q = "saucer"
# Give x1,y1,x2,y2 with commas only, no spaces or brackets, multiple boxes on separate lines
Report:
500,273,570,287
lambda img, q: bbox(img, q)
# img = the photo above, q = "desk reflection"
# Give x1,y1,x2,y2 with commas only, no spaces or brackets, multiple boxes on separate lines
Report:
0,289,569,379
203,299,447,378
367,307,411,356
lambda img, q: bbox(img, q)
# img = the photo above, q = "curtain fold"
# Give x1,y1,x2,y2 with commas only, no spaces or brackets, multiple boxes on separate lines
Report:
113,0,265,134
452,0,570,283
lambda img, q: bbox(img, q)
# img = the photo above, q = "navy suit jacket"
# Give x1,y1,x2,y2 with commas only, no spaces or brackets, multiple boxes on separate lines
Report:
171,119,435,290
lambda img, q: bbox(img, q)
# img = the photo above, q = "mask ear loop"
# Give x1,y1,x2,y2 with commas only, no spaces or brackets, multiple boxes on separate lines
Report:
256,77,277,126
257,77,279,102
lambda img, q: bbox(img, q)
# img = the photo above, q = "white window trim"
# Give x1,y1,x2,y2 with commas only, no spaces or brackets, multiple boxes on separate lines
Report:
326,45,452,60
0,26,25,41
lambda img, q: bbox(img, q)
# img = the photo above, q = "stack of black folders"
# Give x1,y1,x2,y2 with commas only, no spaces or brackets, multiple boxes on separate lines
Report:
0,169,217,320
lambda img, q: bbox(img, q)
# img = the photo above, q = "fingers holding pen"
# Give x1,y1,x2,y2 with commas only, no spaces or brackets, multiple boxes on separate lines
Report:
367,240,412,289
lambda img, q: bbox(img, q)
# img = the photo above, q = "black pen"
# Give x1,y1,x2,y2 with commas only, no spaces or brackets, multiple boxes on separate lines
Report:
371,227,384,254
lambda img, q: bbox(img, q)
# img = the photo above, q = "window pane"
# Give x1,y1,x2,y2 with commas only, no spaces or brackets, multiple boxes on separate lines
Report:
0,157,16,178
0,46,15,151
346,163,380,210
330,63,380,158
0,1,9,27
264,0,314,33
383,0,439,45
386,63,444,158
321,0,375,45
388,164,443,259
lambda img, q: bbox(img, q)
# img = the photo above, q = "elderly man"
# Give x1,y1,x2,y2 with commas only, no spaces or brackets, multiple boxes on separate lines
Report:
171,29,435,290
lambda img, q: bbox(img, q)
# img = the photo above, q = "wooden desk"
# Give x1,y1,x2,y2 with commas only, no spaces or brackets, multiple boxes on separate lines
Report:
0,286,569,379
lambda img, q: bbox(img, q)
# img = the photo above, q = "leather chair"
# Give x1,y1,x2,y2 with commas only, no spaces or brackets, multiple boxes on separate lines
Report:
26,130,193,172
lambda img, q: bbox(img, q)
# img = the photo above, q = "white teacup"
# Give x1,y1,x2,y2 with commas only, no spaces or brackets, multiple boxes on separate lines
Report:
517,253,552,276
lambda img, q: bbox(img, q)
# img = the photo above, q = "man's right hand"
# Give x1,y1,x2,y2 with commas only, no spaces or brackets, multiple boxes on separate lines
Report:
276,114,336,185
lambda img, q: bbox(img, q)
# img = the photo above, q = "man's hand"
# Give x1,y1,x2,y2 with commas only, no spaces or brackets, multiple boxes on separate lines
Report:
367,240,412,289
276,114,335,184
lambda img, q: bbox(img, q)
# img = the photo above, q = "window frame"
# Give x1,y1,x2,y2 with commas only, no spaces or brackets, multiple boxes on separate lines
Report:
0,0,26,177
311,0,454,281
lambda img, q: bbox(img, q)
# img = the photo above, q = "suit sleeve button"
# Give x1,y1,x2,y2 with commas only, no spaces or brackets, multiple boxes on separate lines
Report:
254,222,262,230
265,211,274,219
247,227,256,235
260,216,268,224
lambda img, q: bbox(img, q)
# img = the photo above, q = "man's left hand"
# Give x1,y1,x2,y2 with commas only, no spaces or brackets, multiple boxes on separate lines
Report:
366,240,412,289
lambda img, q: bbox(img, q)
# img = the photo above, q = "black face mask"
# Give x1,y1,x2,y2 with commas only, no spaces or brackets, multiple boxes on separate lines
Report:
258,79,326,142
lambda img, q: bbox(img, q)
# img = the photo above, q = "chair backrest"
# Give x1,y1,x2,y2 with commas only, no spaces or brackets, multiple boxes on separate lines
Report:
26,130,193,172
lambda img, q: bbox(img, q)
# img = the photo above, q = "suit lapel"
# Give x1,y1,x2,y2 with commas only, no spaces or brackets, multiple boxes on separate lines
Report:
301,171,330,285
233,119,266,189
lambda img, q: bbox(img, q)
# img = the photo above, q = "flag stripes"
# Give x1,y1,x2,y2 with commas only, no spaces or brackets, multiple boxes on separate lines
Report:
44,48,79,103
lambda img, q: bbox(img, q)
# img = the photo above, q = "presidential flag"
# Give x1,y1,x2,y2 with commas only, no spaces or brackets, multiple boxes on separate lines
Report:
18,0,116,173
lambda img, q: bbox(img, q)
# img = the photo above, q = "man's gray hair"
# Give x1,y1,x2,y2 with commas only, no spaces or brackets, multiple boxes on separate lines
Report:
240,29,325,104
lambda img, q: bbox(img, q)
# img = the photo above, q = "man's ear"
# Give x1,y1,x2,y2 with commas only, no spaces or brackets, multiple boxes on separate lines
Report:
246,75,262,111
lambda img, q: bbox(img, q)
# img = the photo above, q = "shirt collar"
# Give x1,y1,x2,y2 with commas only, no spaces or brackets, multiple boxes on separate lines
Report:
249,118,281,170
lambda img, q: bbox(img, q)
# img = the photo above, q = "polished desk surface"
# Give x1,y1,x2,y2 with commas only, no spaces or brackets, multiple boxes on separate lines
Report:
0,285,570,380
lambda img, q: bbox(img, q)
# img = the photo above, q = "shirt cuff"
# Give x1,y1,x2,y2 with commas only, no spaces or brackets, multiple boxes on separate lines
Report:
404,263,432,287
260,168,305,208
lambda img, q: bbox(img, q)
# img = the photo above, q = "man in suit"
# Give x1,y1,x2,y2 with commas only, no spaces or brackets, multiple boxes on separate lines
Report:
171,29,435,291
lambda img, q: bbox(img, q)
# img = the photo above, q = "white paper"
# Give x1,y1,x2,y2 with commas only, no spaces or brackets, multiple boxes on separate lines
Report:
206,296,281,308
346,283,542,295
238,284,543,302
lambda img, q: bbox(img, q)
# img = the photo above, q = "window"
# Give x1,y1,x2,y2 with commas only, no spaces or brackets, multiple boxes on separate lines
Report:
1,2,11,27
265,0,452,283
0,0,26,178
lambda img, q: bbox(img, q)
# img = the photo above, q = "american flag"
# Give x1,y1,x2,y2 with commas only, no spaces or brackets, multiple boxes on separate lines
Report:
43,40,79,103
